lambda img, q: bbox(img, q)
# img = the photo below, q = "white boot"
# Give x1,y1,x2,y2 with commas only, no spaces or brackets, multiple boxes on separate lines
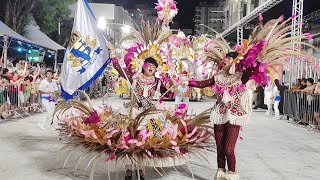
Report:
226,171,240,180
214,168,227,180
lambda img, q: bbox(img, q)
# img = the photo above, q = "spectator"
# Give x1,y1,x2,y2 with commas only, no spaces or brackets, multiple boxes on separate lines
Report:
300,78,307,90
301,78,315,93
0,76,9,119
272,79,281,120
38,69,59,130
264,82,273,115
314,79,320,94
1,68,11,82
101,72,108,96
289,79,301,90
252,87,259,109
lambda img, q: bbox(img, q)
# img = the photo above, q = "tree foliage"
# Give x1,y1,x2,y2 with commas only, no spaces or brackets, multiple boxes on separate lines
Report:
0,0,75,46
31,0,76,46
0,0,35,35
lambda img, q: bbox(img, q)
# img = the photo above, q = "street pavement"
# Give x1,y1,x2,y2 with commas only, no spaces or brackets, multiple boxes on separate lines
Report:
0,95,320,180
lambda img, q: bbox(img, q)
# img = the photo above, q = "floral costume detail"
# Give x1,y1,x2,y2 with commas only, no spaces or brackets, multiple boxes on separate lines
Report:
210,70,250,126
125,73,160,110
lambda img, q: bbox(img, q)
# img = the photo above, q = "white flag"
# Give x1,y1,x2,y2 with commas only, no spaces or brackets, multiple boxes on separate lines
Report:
61,0,110,99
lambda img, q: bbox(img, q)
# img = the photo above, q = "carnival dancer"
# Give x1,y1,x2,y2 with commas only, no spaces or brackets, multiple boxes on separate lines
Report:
54,1,214,180
190,52,251,180
38,69,59,130
189,15,317,180
110,43,162,179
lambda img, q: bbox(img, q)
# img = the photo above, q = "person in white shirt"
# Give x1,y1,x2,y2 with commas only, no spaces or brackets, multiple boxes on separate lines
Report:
38,69,59,130
272,79,281,120
264,82,273,115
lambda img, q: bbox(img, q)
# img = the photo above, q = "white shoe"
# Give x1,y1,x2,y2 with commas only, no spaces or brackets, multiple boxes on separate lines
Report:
214,168,227,180
225,171,239,180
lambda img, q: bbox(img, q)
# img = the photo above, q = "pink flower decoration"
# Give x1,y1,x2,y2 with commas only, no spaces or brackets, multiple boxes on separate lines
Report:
259,13,263,22
146,150,153,157
83,110,101,125
162,129,168,136
170,140,177,146
104,154,116,164
128,139,138,144
172,146,180,153
172,124,178,139
187,127,198,138
177,103,187,109
175,111,183,116
180,120,187,127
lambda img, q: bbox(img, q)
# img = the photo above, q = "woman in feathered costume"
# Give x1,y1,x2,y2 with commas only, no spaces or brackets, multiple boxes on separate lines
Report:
189,16,317,180
55,15,215,180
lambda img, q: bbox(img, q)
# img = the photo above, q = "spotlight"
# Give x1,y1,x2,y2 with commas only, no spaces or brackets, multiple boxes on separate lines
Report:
97,17,106,30
28,50,32,54
122,25,131,34
17,47,22,52
48,54,52,58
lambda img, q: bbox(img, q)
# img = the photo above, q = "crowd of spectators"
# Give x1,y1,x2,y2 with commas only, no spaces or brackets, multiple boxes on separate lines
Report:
0,58,59,119
287,78,320,128
289,78,320,94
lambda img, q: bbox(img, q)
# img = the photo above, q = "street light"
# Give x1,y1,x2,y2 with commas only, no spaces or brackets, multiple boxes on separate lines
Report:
97,16,106,30
122,25,131,34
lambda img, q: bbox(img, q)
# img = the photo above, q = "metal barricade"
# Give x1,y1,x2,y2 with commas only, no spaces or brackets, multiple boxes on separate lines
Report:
284,90,320,130
0,81,43,121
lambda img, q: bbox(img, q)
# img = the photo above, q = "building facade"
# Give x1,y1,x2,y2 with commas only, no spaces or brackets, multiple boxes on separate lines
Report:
194,1,226,36
127,4,158,27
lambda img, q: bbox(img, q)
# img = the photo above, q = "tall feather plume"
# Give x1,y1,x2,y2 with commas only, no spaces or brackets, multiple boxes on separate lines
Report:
249,16,319,67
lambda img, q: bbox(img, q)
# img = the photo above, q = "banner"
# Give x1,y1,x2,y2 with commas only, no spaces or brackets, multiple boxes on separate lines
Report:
61,0,111,99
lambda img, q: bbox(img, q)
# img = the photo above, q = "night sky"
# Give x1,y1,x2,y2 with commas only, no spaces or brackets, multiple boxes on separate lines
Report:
90,0,207,29
90,0,320,30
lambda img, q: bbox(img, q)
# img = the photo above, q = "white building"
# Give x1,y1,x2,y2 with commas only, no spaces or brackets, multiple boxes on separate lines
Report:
194,2,226,36
70,3,133,45
194,0,270,36
127,4,158,27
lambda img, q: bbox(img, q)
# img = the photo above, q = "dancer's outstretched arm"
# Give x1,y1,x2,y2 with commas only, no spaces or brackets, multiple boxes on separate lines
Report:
107,43,133,83
112,58,133,83
188,77,215,88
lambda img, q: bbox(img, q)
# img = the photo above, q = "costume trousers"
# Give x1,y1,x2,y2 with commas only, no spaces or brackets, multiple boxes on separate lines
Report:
214,122,240,172
40,99,56,127
274,100,280,119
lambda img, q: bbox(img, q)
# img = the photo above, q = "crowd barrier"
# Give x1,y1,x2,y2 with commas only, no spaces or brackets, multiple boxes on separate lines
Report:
284,90,320,129
0,82,44,122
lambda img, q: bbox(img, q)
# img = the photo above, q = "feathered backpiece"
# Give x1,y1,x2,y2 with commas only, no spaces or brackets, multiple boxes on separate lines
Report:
236,15,319,85
201,16,318,85
249,15,318,67
123,20,172,74
200,25,231,64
